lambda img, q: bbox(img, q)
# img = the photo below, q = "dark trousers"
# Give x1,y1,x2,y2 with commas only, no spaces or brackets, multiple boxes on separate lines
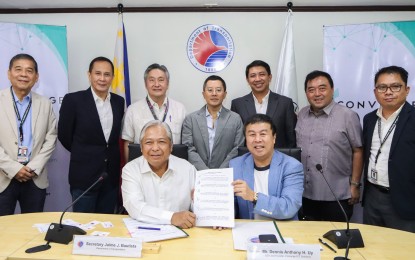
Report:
363,183,415,233
301,197,353,222
0,179,46,216
70,178,118,214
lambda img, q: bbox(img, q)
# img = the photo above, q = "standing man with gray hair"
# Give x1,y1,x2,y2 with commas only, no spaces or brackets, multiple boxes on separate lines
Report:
122,64,186,162
0,53,57,216
122,120,196,228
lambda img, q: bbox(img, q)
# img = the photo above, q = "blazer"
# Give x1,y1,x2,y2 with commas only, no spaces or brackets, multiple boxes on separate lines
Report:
362,102,415,220
0,88,57,192
58,88,125,190
230,150,304,220
182,106,244,170
230,91,297,148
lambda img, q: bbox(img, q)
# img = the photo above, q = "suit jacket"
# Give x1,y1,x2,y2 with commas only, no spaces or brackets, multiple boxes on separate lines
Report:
362,102,415,220
230,150,304,220
182,106,244,170
58,88,125,190
0,88,57,192
230,91,297,148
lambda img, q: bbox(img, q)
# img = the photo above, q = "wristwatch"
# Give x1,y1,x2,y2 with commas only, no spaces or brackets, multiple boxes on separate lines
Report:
350,181,362,188
253,192,258,204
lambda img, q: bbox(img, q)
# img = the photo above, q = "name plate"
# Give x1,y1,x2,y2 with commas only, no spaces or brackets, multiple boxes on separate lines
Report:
73,235,142,258
247,243,320,260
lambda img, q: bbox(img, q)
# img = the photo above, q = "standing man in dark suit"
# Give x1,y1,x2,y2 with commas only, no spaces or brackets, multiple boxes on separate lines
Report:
231,60,297,148
363,65,415,232
182,75,244,170
58,57,125,213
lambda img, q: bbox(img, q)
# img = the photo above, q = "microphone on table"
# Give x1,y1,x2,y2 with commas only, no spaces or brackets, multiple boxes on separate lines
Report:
25,172,108,253
315,164,364,258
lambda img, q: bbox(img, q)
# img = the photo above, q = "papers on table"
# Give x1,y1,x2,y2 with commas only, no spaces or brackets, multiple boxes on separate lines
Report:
232,221,289,250
193,168,235,228
32,219,114,233
123,217,188,242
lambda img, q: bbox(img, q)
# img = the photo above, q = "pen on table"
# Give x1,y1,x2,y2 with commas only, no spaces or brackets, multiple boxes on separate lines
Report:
138,226,161,231
318,238,337,253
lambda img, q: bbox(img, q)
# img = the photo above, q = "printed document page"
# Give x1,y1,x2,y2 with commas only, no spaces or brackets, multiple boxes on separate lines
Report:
194,168,235,228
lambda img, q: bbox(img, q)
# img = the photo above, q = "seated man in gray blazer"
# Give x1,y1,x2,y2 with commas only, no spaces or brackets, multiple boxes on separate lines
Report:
182,75,244,170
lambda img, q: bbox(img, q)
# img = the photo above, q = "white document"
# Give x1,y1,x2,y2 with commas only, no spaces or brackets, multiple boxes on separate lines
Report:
193,168,235,228
232,221,287,250
123,218,188,242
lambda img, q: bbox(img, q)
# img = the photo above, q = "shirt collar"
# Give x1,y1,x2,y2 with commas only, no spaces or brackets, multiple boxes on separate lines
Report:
205,105,222,118
91,87,111,102
376,103,404,121
147,95,167,107
140,155,175,176
252,90,270,104
11,88,31,103
308,100,335,116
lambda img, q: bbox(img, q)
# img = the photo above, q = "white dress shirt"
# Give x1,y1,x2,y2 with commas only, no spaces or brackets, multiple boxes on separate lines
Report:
122,155,196,224
254,167,272,220
253,90,270,114
367,105,403,187
122,97,186,144
91,89,113,143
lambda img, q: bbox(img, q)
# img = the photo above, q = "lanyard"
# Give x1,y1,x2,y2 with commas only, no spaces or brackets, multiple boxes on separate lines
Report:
10,87,32,143
374,116,399,164
146,96,169,122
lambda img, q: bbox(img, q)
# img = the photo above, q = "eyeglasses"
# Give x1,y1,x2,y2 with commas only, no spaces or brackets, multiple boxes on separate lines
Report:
375,84,403,93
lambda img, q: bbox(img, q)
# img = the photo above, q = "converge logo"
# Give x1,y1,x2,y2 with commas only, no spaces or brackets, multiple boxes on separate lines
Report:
187,24,234,73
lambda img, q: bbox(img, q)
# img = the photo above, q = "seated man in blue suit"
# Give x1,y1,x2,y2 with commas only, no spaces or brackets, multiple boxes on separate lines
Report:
231,114,304,220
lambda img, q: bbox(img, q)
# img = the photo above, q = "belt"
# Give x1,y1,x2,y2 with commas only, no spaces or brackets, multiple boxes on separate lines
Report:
368,182,390,194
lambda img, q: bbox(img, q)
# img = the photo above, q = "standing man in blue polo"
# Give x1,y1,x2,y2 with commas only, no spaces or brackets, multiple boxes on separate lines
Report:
363,66,415,232
58,57,125,213
231,60,297,148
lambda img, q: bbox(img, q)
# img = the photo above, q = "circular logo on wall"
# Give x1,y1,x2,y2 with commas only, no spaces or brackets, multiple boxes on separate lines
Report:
187,24,234,73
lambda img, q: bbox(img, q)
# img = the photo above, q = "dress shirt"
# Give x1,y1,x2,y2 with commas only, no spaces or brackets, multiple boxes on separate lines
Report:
367,105,403,187
91,89,113,143
122,97,186,144
122,155,196,224
205,106,221,155
296,101,362,200
253,90,270,114
12,89,33,159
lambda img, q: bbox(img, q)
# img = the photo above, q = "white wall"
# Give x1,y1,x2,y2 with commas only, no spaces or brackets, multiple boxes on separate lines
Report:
1,11,415,112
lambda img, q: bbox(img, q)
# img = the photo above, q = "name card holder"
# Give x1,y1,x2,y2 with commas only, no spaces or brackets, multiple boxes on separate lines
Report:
247,243,320,260
73,235,142,258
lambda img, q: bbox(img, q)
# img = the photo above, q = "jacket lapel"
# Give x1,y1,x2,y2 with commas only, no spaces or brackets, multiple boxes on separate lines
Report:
244,94,256,117
242,155,255,217
266,91,278,119
390,102,411,155
1,89,18,139
85,88,106,143
196,107,210,155
213,107,230,148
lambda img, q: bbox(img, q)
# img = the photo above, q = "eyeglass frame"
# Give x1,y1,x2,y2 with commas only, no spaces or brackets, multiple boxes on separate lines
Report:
375,84,404,93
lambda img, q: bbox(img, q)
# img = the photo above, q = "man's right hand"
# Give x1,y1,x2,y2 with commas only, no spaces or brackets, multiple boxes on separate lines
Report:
171,211,196,229
14,166,35,182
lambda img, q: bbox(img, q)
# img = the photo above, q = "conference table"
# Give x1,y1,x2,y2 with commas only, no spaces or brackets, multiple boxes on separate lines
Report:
0,212,414,259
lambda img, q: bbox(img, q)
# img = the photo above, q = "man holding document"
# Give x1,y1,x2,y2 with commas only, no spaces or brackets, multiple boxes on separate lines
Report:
231,114,304,220
122,121,196,229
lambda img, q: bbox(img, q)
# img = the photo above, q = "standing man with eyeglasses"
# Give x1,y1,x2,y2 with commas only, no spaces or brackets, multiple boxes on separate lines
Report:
363,65,415,232
122,64,186,162
0,53,57,216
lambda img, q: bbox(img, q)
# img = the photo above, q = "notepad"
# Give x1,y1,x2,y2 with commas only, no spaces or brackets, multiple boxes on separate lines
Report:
123,218,188,242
